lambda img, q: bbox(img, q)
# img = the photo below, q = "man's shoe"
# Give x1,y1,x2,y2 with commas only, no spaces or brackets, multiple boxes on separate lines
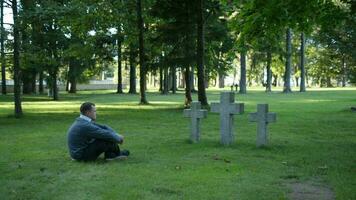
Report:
105,150,130,161
120,149,130,156
105,154,127,161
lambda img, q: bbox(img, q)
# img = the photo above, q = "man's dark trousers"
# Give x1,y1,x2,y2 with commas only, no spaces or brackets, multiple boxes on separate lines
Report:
80,139,120,161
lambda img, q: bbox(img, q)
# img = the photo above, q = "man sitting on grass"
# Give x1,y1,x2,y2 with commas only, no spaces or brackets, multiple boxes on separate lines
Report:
67,102,129,161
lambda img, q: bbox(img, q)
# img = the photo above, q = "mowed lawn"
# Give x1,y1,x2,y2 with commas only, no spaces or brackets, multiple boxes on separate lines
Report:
0,88,355,199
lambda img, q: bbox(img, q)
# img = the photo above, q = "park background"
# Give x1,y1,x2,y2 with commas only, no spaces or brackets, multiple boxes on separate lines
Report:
0,0,355,199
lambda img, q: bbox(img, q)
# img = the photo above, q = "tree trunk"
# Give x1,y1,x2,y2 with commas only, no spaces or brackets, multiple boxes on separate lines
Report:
159,66,163,92
12,0,22,117
196,0,208,106
69,78,77,93
266,51,272,92
184,66,192,106
137,0,148,104
39,71,44,94
190,69,195,92
22,70,33,94
68,60,77,93
218,71,225,88
117,35,123,93
1,0,5,95
171,66,177,94
163,67,169,94
65,79,69,92
128,46,137,94
300,32,306,92
272,74,278,87
326,76,332,87
342,56,346,87
283,28,292,93
239,50,247,94
52,70,58,100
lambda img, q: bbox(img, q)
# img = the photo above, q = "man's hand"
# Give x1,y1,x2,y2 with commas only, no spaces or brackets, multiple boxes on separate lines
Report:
119,136,124,144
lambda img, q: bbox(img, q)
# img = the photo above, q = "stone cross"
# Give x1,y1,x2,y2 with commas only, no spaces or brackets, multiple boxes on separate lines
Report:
211,92,244,145
183,101,207,143
249,104,276,147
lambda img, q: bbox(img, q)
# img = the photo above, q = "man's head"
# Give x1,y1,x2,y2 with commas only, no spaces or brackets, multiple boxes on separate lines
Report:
80,102,96,121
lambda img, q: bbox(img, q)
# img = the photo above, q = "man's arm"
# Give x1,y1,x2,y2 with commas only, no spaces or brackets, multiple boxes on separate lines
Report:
85,122,123,143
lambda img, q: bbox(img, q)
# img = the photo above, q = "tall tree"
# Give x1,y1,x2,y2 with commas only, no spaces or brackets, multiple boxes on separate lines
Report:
283,28,292,93
196,0,208,106
137,0,148,104
266,51,272,92
128,46,137,94
13,0,23,117
116,34,123,93
0,0,5,95
239,49,247,94
300,32,306,92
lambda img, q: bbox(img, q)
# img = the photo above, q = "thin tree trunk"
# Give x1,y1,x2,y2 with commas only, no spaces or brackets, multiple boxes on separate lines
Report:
159,66,163,92
12,0,22,117
239,50,247,94
52,70,58,100
39,71,44,94
190,69,195,92
128,46,137,94
163,67,168,94
300,32,306,92
171,66,176,94
342,56,346,87
326,76,332,87
283,28,292,93
272,74,278,87
266,51,272,92
68,60,77,93
218,71,224,88
184,66,192,106
69,78,77,93
196,0,208,106
117,35,123,93
1,0,5,95
137,0,148,104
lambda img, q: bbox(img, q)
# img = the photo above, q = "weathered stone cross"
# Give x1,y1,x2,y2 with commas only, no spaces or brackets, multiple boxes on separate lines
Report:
211,92,244,145
249,104,276,147
183,101,207,143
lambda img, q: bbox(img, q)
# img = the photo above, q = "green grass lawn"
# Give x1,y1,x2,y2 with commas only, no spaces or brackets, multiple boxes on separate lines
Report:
0,88,355,199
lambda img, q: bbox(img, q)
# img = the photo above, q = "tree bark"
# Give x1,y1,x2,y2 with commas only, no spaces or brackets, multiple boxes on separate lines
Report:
12,0,22,117
218,71,225,88
39,71,44,94
342,56,346,87
283,28,292,93
184,66,192,106
163,67,169,94
117,35,123,93
239,50,247,94
1,0,5,95
171,66,177,94
196,0,208,106
300,32,306,92
128,46,137,94
190,70,195,92
137,0,148,104
52,70,58,100
68,59,77,93
159,66,163,92
266,51,272,92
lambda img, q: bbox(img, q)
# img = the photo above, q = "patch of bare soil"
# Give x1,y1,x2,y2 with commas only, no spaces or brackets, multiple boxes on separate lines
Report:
287,180,335,200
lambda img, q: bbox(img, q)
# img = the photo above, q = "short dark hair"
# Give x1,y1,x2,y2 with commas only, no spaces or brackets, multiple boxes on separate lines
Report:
80,102,95,114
